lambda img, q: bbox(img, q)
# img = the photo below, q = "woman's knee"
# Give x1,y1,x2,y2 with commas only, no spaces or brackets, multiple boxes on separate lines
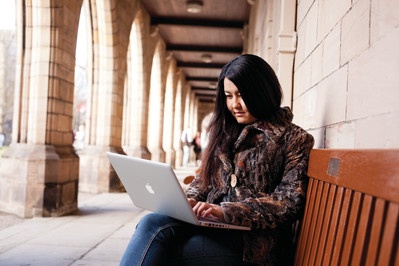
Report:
136,212,180,232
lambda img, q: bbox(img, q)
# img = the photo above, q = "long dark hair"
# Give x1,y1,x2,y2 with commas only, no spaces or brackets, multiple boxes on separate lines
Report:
199,54,282,188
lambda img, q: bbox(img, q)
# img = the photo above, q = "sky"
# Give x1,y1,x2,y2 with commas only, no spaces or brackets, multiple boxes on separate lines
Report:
0,1,16,30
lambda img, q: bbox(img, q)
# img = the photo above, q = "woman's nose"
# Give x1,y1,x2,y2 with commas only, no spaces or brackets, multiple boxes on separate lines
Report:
232,97,241,108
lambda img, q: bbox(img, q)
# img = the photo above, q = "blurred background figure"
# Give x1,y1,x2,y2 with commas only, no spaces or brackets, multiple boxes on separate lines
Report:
200,129,209,153
73,124,85,151
192,131,202,166
181,127,192,166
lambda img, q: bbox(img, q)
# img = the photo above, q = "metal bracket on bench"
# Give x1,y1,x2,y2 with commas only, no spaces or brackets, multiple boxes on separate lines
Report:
327,158,340,177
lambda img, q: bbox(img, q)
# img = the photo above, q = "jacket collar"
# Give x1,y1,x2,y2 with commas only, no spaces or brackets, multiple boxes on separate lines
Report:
233,107,293,151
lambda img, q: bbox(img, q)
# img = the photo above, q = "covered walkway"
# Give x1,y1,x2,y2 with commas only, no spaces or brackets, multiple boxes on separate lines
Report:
0,165,196,266
0,0,398,264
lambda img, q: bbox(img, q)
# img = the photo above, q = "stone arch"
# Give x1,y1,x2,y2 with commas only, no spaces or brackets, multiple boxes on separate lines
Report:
78,0,137,193
182,84,192,131
0,0,83,217
179,85,195,164
73,0,92,151
173,74,185,167
191,93,199,132
123,10,151,159
162,56,178,165
93,0,123,147
147,40,167,162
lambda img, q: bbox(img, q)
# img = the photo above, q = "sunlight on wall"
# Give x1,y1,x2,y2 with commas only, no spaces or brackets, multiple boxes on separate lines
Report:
0,1,15,30
73,6,89,149
148,45,162,151
76,8,87,68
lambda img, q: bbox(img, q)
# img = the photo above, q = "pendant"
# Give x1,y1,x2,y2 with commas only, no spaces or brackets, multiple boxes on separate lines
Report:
230,174,237,188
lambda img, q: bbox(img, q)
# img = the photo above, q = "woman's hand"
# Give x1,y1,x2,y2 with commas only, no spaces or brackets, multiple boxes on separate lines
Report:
192,201,224,221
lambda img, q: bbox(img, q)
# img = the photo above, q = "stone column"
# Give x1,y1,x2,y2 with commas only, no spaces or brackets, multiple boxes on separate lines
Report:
163,57,177,166
77,0,136,193
147,40,167,162
277,0,297,108
0,1,83,217
122,12,151,160
173,75,185,168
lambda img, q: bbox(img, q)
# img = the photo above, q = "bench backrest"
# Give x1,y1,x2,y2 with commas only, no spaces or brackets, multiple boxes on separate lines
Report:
294,149,399,266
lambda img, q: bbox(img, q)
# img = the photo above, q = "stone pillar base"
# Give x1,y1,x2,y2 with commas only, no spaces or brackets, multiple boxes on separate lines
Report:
77,145,125,193
148,147,166,163
123,145,151,160
165,149,176,167
174,149,183,168
0,143,79,218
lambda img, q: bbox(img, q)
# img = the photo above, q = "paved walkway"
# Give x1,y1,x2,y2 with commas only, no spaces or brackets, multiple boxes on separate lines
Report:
0,165,196,266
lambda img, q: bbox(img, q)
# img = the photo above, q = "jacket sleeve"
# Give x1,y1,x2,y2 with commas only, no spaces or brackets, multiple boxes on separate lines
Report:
221,128,314,229
184,169,209,202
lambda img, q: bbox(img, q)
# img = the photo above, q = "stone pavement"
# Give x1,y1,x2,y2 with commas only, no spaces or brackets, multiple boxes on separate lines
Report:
0,165,196,266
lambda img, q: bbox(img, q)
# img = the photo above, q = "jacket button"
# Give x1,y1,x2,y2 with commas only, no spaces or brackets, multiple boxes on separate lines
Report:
230,174,237,187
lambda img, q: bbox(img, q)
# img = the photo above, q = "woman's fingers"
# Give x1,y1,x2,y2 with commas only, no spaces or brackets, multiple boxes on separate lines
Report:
192,201,203,215
192,202,223,220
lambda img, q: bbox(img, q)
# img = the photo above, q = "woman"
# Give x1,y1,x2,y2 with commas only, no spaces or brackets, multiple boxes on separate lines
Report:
191,131,202,166
120,54,314,266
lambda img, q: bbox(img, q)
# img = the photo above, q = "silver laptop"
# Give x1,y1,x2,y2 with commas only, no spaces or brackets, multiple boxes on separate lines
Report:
106,152,250,231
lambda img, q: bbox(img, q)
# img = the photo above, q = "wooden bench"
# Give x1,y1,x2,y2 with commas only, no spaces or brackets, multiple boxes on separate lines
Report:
294,149,399,266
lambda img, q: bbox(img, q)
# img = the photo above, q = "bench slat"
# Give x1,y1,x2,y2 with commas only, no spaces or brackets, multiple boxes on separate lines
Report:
309,182,330,265
377,202,399,265
340,191,362,265
294,149,399,266
351,194,373,265
366,198,385,265
295,178,316,264
304,180,323,264
307,149,399,204
326,186,345,265
331,188,352,265
315,183,336,265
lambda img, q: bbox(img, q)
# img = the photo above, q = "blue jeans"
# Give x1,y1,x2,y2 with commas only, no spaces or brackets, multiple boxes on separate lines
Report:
120,212,252,266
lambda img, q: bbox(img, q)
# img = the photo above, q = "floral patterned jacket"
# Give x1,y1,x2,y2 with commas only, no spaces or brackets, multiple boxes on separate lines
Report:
185,107,314,265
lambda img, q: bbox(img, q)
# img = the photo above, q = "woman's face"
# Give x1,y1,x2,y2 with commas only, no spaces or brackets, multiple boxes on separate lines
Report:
224,78,257,124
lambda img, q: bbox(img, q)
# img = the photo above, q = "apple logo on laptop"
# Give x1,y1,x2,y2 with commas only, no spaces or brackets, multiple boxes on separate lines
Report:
145,182,155,194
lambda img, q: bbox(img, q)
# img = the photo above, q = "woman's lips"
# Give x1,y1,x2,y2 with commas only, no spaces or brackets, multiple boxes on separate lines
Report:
234,112,245,117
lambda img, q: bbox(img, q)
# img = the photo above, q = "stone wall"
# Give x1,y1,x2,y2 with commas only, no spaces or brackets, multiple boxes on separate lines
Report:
247,0,399,149
293,0,399,148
